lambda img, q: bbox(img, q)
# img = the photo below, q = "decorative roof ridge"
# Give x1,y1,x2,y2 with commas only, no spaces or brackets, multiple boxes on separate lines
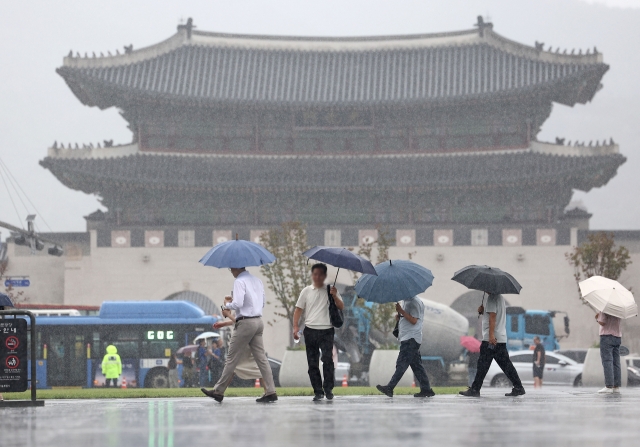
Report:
44,141,623,162
61,19,603,70
530,140,619,157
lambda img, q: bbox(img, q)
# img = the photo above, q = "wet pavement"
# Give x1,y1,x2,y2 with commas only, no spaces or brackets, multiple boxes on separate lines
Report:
1,388,639,447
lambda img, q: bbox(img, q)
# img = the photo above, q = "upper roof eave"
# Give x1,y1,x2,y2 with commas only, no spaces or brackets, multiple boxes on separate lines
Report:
61,25,603,70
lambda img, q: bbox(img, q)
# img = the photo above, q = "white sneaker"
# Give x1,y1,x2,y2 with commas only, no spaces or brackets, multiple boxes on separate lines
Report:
597,387,613,394
612,387,621,394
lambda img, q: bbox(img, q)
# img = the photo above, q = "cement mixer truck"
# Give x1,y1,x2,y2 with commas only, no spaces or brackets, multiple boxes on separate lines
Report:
335,287,468,384
335,287,569,385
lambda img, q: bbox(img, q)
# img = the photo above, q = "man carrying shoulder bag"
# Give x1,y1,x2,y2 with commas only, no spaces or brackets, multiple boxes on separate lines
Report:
293,263,344,401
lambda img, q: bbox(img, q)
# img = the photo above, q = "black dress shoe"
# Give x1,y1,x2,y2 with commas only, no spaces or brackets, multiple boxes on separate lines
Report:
376,385,393,397
325,390,334,400
256,393,278,403
414,388,436,398
505,387,526,397
312,393,325,402
458,387,480,397
201,388,224,402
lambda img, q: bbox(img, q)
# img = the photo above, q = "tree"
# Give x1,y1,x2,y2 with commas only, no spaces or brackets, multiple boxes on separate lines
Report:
566,232,632,300
259,222,310,335
0,258,29,305
353,225,398,340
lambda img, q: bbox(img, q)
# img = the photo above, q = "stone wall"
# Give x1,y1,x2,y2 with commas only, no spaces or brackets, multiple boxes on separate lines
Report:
5,231,640,360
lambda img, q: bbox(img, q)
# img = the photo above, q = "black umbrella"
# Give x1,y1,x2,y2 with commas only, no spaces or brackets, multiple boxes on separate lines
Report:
451,265,522,295
303,246,377,285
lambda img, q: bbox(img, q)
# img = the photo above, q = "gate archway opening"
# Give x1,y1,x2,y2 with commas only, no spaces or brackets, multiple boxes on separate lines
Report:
164,291,219,316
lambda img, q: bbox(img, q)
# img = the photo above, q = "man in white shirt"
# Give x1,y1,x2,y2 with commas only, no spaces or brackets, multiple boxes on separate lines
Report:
201,267,277,403
293,263,344,401
459,293,524,397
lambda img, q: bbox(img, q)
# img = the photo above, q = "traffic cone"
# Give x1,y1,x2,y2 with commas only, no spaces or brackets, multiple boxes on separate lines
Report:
255,378,261,388
412,379,416,388
121,378,127,389
341,374,348,387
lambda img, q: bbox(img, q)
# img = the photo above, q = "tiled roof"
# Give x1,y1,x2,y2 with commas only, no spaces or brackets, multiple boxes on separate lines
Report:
58,27,607,108
40,149,625,194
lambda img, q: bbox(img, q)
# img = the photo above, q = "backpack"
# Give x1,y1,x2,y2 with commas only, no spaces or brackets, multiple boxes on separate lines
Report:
327,285,344,328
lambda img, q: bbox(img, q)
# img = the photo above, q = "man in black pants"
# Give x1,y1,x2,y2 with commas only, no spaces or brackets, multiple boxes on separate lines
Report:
293,263,344,401
460,293,525,397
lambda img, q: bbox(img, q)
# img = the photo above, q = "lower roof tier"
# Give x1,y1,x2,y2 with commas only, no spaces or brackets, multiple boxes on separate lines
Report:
41,142,624,195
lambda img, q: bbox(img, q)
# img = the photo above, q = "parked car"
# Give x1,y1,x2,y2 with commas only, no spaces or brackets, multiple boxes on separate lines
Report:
231,357,282,388
483,350,583,387
626,357,640,387
555,349,588,364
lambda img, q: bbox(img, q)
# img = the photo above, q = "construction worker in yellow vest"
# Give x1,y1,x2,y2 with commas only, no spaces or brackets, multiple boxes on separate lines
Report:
102,345,122,388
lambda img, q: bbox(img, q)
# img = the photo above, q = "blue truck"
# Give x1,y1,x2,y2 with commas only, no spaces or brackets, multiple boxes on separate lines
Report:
505,307,570,352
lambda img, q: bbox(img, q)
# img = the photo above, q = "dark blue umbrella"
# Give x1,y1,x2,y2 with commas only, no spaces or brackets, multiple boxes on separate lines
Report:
0,292,15,308
303,246,377,284
199,238,276,269
355,260,434,304
451,265,522,295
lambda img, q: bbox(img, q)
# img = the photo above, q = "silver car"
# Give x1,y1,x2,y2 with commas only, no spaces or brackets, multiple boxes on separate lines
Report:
483,350,583,387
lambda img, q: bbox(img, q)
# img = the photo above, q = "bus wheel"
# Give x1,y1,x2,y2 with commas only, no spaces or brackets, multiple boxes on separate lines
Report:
146,368,169,388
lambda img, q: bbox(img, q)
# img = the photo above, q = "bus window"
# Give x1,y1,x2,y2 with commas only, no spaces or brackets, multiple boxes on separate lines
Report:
525,314,551,336
510,316,519,332
103,341,140,359
142,341,180,358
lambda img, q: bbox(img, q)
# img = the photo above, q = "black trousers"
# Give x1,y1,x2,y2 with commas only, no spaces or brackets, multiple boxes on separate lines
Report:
388,338,431,391
472,341,523,391
303,327,335,395
105,378,118,387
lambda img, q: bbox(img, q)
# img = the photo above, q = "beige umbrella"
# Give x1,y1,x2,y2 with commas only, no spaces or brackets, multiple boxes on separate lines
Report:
578,276,638,319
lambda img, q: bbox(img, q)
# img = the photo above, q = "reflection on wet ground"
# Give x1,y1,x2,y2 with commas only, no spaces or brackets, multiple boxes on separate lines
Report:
1,388,639,447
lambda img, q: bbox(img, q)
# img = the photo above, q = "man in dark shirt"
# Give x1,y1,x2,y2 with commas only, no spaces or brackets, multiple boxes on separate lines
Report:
533,336,545,388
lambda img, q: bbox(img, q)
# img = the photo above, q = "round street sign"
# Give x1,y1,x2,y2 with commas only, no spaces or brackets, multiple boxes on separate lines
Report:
5,336,19,350
5,355,19,369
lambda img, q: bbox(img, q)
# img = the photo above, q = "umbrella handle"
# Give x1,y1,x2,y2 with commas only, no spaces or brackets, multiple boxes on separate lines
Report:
478,292,486,319
333,268,340,287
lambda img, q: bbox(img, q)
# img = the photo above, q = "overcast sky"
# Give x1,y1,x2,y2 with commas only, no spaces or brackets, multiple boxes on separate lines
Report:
1,0,639,240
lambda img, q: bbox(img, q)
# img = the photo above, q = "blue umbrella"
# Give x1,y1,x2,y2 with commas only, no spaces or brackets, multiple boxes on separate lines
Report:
0,292,15,308
355,260,434,304
199,237,276,269
303,246,377,284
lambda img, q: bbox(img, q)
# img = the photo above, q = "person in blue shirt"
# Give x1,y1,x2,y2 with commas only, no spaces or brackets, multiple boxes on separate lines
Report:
197,339,211,387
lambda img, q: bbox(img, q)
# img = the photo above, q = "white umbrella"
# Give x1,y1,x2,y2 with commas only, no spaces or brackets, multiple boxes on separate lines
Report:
578,276,638,319
193,331,220,344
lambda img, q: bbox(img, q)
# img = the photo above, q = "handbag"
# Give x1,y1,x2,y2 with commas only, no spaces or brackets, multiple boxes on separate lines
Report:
392,318,400,339
327,285,344,328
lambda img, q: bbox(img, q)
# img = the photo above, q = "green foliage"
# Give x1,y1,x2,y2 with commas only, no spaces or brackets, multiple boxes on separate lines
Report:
352,225,398,340
566,232,632,299
259,221,310,331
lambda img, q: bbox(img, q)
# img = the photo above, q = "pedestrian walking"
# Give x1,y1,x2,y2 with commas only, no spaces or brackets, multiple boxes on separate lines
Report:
467,349,480,387
201,267,278,403
168,353,180,388
375,295,435,398
532,336,545,388
181,355,196,388
459,293,525,397
292,263,344,401
101,345,122,388
196,339,211,387
596,312,622,394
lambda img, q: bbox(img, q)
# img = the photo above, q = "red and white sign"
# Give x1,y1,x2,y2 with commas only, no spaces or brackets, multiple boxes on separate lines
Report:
5,355,19,369
5,336,19,351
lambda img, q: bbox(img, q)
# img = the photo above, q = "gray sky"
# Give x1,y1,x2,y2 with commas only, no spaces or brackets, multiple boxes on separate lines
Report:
1,0,639,239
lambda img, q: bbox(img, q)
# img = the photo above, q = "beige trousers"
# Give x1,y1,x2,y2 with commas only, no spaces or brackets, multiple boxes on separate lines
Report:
212,317,276,395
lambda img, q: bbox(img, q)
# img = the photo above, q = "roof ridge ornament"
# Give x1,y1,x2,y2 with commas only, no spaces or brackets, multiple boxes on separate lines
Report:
474,15,493,37
177,17,195,39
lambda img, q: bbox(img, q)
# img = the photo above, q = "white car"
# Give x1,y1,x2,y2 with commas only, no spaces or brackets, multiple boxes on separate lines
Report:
482,350,583,387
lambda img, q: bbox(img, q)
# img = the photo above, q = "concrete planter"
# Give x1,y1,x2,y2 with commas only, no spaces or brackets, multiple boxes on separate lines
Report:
368,350,413,387
278,350,311,388
582,347,628,387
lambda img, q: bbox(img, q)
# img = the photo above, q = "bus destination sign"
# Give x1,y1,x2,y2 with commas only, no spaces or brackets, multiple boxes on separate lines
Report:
0,319,29,392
